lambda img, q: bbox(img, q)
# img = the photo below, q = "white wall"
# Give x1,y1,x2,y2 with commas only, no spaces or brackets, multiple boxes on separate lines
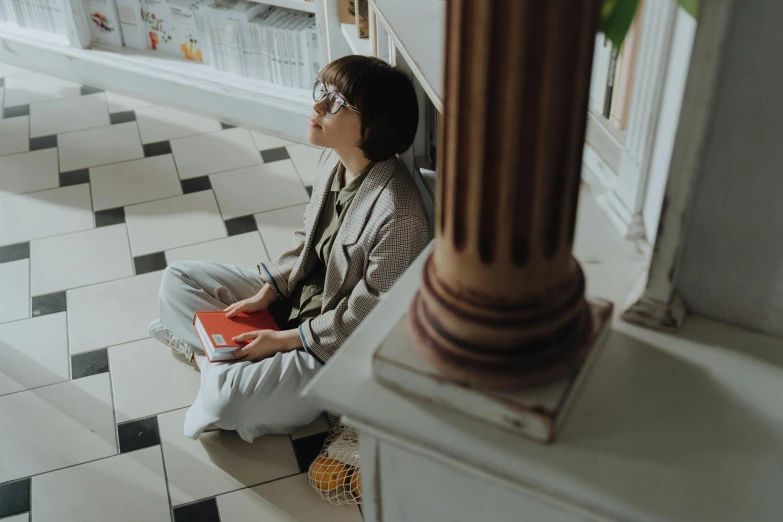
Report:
677,0,783,337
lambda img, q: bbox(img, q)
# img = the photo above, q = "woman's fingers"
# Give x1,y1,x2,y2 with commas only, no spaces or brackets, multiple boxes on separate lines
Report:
224,301,246,317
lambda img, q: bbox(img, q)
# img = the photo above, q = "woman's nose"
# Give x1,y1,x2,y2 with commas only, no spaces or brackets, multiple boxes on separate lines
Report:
313,99,327,115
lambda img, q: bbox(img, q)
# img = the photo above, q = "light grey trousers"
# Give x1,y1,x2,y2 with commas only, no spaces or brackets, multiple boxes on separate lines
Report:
158,260,324,442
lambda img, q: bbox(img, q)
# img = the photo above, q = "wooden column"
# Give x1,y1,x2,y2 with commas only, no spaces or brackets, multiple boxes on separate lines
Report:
409,0,603,390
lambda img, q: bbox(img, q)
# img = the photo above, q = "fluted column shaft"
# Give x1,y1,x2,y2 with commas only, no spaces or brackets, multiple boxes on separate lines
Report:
409,0,602,389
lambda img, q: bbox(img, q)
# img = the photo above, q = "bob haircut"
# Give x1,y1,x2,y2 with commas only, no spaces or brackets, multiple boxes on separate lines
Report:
319,55,419,162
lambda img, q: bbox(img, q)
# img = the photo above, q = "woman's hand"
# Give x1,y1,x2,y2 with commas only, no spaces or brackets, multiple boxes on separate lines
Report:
224,285,276,317
232,330,288,362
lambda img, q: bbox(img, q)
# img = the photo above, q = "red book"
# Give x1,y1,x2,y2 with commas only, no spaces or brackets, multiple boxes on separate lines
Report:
192,310,280,362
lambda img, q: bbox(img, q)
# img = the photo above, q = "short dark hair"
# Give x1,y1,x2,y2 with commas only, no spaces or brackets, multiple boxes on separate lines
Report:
319,55,418,162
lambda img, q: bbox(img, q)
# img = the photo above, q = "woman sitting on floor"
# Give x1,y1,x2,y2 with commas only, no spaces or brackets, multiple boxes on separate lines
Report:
149,55,430,442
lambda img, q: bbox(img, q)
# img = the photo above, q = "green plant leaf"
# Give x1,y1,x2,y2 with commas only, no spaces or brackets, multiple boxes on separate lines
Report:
600,0,639,50
677,0,698,18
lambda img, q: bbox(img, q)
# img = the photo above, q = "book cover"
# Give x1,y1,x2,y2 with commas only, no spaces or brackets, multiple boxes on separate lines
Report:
356,0,368,39
142,0,205,62
85,0,124,47
338,0,354,24
117,0,147,49
192,310,280,362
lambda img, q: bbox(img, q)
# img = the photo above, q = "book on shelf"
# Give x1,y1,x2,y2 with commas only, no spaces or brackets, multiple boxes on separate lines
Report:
356,0,368,39
85,0,124,47
612,10,640,130
116,0,147,49
602,45,619,119
338,0,355,24
193,310,279,362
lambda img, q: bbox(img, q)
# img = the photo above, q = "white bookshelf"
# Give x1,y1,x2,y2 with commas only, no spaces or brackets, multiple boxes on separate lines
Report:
368,0,445,112
0,1,328,143
340,23,372,56
247,0,318,13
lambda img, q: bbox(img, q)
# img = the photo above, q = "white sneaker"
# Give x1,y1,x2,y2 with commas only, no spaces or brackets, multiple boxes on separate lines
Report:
149,319,197,363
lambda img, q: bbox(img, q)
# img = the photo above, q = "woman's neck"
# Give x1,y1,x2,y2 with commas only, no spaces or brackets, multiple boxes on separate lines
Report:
333,148,372,185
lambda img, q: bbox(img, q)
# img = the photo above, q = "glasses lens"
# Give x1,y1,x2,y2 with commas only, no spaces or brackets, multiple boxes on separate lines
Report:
313,81,326,102
326,93,345,114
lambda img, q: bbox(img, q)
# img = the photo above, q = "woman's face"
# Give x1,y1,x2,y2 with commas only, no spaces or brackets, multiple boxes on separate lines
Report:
307,83,363,151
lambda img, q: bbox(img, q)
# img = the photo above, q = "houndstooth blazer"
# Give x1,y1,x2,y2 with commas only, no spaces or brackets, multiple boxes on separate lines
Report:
258,149,431,364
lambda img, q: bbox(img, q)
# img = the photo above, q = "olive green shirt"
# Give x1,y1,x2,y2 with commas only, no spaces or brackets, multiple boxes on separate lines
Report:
288,160,375,325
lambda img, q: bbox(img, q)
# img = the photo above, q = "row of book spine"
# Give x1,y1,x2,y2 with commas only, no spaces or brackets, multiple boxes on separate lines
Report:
0,0,67,35
589,15,640,131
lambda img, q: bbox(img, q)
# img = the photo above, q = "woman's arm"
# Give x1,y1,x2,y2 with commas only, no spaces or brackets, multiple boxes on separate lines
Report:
299,213,430,364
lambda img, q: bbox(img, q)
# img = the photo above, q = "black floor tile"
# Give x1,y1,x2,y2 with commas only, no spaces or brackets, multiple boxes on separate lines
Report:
134,252,168,275
220,122,236,130
143,140,173,157
173,497,220,522
305,185,313,197
110,111,137,125
71,349,109,379
118,416,161,454
29,134,58,151
80,85,103,95
291,431,330,473
0,242,30,264
95,207,126,228
224,215,257,237
260,146,290,163
181,176,212,194
4,105,29,118
0,477,31,518
60,169,90,187
32,291,66,317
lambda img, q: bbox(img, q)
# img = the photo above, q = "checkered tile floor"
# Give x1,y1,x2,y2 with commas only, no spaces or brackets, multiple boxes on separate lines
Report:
0,62,362,522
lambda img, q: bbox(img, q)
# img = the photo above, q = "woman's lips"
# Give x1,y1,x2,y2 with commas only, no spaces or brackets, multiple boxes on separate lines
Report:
309,118,322,129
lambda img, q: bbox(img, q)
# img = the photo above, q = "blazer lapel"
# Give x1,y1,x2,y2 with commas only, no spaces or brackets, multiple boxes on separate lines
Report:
339,155,397,246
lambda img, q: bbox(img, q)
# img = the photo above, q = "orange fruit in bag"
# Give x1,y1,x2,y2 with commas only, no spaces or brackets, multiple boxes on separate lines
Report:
349,469,361,500
310,457,351,493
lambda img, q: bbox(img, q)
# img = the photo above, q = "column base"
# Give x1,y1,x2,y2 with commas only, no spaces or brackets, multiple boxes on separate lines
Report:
374,298,613,443
408,254,595,390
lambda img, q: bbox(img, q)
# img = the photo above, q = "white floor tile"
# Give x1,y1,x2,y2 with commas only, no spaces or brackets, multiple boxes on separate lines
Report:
0,313,69,397
251,130,295,151
106,92,153,113
0,373,116,483
0,116,30,157
171,127,262,180
0,63,32,77
254,204,307,260
30,225,134,295
0,259,29,324
0,148,59,198
165,232,269,271
287,143,324,186
58,121,144,172
218,474,363,522
30,93,110,138
32,447,171,522
109,338,201,423
136,106,221,144
125,191,227,256
67,271,163,355
0,184,94,247
211,161,309,221
90,154,182,211
291,414,331,440
4,73,81,107
159,407,300,506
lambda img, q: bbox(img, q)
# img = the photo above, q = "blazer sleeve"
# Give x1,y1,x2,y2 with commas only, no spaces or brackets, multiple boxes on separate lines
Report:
298,213,430,364
258,148,331,300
